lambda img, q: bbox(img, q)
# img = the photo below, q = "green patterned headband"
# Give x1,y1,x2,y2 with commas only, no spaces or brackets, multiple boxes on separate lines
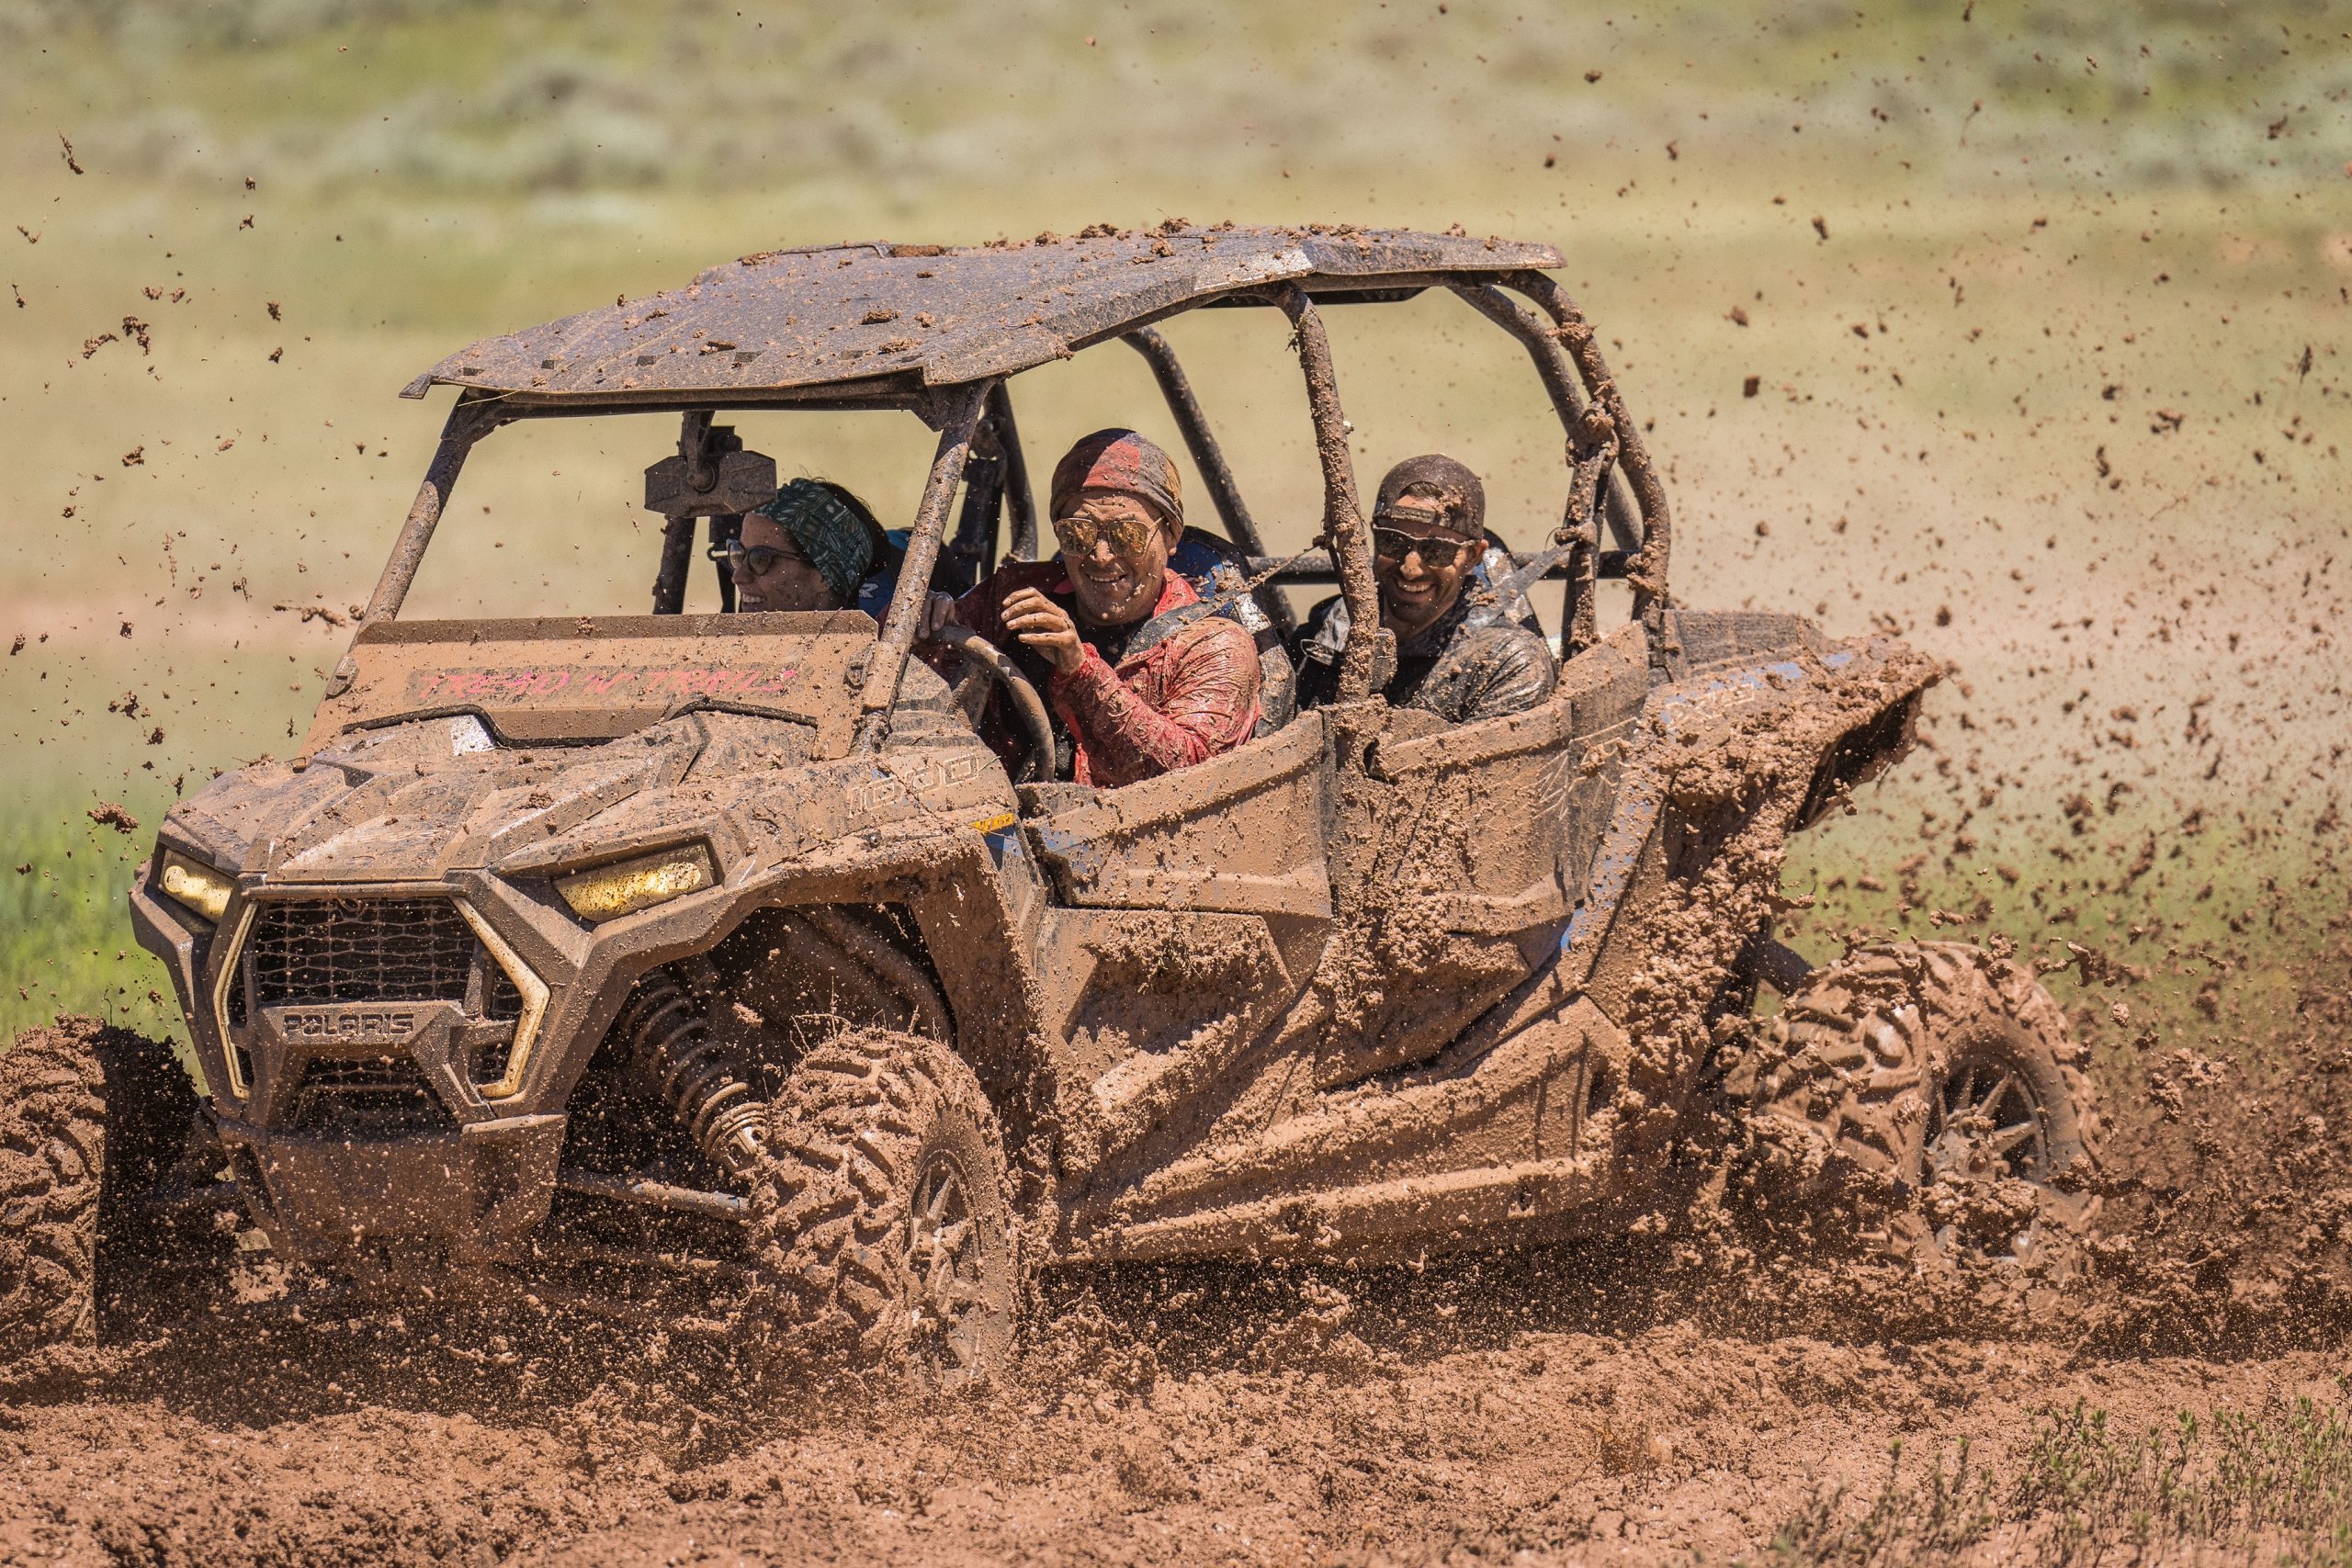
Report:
752,479,876,606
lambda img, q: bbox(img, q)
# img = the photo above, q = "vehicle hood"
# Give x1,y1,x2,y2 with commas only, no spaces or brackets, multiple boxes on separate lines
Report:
155,704,1012,887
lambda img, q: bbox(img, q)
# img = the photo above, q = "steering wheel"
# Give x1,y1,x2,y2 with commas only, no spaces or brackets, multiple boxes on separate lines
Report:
916,625,1055,785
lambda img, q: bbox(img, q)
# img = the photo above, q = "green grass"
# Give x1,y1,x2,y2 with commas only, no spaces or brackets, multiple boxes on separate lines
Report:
1762,1437,1997,1565
0,793,181,1042
1763,1391,2352,1566
6,1,2342,203
0,639,300,1043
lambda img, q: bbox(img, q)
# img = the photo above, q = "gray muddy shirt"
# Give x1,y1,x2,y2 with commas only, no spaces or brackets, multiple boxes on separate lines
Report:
1293,584,1558,725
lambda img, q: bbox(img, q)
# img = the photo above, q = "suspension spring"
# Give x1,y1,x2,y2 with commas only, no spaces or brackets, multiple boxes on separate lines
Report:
616,971,765,1180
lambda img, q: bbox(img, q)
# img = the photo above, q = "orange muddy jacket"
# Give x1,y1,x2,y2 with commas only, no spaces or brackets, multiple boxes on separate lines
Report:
948,562,1263,789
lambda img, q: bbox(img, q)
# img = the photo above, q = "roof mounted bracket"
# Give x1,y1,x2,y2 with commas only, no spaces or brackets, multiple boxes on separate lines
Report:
644,411,775,521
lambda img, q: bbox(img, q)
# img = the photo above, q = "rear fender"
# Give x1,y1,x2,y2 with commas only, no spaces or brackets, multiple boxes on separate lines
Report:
1792,686,1925,834
1569,633,1940,1020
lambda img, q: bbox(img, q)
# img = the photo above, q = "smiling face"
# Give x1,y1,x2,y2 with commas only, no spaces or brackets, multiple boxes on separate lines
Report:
732,513,841,613
1372,495,1481,641
1053,491,1174,627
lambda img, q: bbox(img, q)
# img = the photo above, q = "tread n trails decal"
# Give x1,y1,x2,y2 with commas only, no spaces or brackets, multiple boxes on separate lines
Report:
407,664,803,704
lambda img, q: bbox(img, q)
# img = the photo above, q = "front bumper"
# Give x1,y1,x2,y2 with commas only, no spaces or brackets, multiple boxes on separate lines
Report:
217,1111,566,1263
129,868,574,1263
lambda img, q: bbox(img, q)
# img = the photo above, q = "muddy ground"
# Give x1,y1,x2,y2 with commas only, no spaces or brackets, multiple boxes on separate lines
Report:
4,1291,2343,1568
4,964,2348,1568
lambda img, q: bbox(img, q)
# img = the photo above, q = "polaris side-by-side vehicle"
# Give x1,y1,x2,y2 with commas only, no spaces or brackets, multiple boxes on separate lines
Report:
2,227,2099,1383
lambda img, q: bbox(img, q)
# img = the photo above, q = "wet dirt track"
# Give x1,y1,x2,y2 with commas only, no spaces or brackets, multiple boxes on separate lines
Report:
6,1288,2351,1567
5,951,2350,1568
3,970,2351,1566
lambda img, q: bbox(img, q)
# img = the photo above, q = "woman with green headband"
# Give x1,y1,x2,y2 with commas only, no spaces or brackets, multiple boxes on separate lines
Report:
725,478,887,614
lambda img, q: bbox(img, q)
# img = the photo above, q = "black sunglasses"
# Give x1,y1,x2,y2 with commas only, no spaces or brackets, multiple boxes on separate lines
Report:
1371,525,1478,564
710,539,810,576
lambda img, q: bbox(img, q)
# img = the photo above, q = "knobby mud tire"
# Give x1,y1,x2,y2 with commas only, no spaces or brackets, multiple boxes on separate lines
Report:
748,1030,1020,1390
0,1026,106,1368
1,1019,208,1378
1743,941,2103,1271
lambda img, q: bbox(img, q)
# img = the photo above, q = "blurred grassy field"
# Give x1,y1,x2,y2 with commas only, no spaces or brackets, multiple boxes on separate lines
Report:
0,0,2344,1055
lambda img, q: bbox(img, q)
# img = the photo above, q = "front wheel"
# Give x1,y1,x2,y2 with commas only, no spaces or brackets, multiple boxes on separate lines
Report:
1,1019,219,1379
748,1029,1020,1389
0,1024,106,1370
1741,941,2102,1269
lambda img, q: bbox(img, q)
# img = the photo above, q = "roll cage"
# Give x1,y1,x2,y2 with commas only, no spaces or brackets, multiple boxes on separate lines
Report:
351,228,1676,750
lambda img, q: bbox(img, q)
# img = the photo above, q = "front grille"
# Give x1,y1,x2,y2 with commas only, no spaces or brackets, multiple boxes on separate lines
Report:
472,1032,515,1088
485,966,523,1021
247,898,475,1008
223,896,533,1115
288,1054,447,1133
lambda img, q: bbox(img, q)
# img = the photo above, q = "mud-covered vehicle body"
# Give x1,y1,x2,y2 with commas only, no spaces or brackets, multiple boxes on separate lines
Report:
6,227,2098,1378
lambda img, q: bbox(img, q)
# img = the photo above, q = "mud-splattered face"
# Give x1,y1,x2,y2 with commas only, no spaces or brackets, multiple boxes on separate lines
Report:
732,513,841,614
1054,491,1174,627
1372,497,1480,641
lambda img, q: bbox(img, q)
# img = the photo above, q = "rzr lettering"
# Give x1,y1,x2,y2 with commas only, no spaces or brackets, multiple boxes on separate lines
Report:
637,667,802,699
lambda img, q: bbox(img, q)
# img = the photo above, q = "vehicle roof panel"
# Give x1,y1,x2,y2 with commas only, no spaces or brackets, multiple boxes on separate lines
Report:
407,225,1561,407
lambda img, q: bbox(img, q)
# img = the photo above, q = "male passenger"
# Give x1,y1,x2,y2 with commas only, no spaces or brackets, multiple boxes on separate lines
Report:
1294,455,1557,724
723,479,888,613
931,429,1261,787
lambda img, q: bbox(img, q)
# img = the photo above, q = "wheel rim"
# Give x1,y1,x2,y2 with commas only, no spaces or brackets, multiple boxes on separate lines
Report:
1924,1053,2056,1260
906,1149,994,1382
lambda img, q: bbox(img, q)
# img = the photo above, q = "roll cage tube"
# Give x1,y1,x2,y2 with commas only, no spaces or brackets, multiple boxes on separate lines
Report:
1269,284,1382,704
1501,270,1675,629
1123,328,1257,549
989,380,1041,564
1442,284,1642,562
1446,280,1622,651
359,390,505,626
853,378,993,751
322,390,504,701
1122,324,1297,639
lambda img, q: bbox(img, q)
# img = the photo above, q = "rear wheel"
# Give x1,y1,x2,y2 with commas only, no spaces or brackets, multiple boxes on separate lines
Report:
748,1029,1019,1388
1742,942,2101,1269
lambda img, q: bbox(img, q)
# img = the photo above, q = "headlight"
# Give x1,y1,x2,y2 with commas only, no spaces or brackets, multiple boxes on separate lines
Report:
555,844,717,923
158,851,233,922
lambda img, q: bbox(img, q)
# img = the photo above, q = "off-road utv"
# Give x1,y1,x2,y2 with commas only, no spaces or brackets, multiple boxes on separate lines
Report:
2,227,2099,1382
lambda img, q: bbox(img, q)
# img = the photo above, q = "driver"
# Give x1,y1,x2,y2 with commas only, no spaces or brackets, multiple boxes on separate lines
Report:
930,428,1261,787
1294,455,1557,725
725,479,888,613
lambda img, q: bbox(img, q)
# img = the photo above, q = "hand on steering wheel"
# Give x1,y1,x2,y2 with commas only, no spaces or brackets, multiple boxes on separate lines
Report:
915,624,1056,785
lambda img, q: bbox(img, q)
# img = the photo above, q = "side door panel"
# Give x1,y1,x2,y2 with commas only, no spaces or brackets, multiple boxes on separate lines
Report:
1023,714,1331,919
1061,628,1661,1258
1311,626,1652,1089
1018,715,1337,1174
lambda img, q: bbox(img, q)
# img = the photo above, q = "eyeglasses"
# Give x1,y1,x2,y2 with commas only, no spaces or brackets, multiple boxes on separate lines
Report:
1371,525,1478,564
1052,510,1160,558
710,539,810,577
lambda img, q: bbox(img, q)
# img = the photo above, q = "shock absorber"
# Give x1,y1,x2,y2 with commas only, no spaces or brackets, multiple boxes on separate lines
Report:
615,970,765,1180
